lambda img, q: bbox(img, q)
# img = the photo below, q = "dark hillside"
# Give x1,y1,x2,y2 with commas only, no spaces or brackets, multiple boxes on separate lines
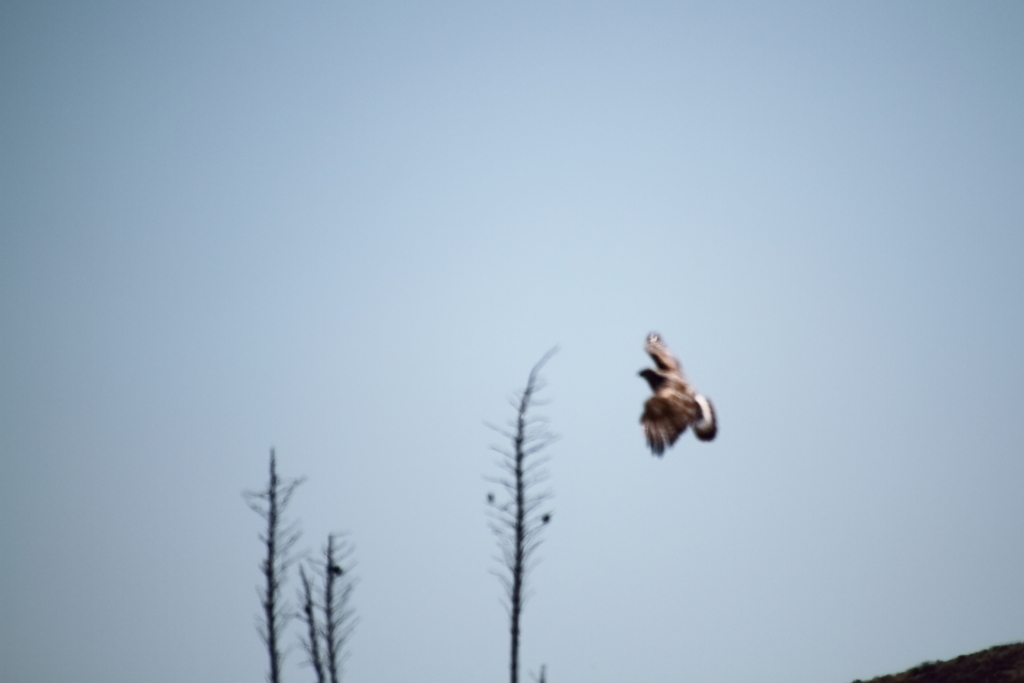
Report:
853,643,1024,683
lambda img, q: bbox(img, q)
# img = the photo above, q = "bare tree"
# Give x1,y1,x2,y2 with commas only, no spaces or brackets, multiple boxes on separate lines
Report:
487,348,557,683
246,449,304,683
298,565,326,683
297,534,357,683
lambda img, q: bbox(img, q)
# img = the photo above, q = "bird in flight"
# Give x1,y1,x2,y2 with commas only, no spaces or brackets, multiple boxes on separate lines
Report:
638,332,717,456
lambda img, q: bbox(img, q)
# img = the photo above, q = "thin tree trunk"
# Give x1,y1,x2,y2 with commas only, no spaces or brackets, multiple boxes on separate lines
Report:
263,454,282,683
299,565,326,683
325,535,340,683
510,393,527,683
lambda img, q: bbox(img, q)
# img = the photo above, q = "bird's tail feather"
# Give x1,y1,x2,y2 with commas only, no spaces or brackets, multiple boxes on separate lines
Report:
693,394,717,441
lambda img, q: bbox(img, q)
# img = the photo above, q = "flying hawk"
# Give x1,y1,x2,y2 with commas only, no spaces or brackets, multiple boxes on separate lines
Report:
639,333,717,456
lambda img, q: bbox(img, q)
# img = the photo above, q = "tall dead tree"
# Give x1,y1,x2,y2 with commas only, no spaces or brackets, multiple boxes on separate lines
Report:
246,449,304,683
487,349,557,683
297,534,357,683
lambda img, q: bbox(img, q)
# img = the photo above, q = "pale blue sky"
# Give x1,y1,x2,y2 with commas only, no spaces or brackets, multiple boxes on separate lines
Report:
2,2,1023,682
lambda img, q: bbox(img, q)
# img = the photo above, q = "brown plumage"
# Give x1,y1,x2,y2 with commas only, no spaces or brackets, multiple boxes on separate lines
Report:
639,333,717,456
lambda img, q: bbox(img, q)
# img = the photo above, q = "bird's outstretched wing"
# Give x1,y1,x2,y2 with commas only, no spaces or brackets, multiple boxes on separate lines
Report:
641,391,698,456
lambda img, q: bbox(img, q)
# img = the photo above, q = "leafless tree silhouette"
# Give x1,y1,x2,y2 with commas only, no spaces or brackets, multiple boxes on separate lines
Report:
487,348,557,683
298,566,326,683
297,534,357,683
245,449,304,683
